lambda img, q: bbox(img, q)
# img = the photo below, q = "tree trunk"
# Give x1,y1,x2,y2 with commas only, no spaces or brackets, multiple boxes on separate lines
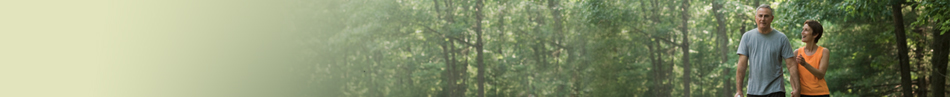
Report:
456,51,469,97
450,41,460,97
475,0,485,96
655,38,677,96
439,40,453,97
372,51,383,97
342,51,350,96
723,66,732,97
680,0,691,96
649,0,671,96
889,1,913,97
494,3,506,96
405,44,415,91
915,24,927,97
713,2,731,96
713,1,728,63
648,38,660,97
547,0,565,95
433,0,459,95
930,25,950,97
740,21,747,36
549,0,562,41
666,40,675,96
533,5,547,70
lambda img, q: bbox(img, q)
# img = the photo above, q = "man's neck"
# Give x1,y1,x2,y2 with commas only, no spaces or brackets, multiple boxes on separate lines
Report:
757,27,772,34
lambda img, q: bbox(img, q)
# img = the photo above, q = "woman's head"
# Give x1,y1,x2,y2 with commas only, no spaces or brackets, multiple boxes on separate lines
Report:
801,20,823,43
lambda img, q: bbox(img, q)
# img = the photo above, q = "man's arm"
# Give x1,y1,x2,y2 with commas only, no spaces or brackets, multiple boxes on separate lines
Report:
785,58,800,97
735,55,749,97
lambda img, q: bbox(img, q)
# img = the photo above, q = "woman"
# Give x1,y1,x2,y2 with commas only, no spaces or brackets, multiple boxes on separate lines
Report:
795,20,830,97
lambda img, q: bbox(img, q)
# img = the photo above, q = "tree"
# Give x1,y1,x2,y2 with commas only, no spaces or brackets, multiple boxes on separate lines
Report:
889,0,913,96
916,1,950,97
306,0,950,96
713,0,728,63
475,0,486,96
930,25,949,97
680,0,692,96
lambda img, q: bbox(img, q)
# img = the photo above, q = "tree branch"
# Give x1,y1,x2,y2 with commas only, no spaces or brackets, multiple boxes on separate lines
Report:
626,28,684,47
656,37,683,47
423,26,476,47
547,41,569,50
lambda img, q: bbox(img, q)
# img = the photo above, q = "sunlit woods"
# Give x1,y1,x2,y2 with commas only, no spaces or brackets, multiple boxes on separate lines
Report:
302,0,950,96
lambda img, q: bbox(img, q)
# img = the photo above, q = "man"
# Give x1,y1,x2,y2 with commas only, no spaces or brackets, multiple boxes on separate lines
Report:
735,4,800,97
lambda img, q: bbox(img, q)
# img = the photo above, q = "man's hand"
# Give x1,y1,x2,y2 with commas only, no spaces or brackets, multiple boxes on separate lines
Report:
790,91,799,97
734,92,743,97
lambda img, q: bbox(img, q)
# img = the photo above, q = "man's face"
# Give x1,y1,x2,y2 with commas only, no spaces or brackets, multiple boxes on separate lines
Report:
754,8,773,29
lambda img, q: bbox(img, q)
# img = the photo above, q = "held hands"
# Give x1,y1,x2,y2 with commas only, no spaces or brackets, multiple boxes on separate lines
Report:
790,91,800,97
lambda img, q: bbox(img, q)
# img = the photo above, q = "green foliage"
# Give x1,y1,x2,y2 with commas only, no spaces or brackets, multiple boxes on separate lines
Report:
303,0,950,96
911,0,950,35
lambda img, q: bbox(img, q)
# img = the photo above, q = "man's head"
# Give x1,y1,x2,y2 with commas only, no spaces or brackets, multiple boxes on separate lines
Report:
754,4,774,32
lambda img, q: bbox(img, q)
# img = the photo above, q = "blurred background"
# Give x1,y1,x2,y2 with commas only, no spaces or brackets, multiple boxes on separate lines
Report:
2,0,948,97
305,0,949,97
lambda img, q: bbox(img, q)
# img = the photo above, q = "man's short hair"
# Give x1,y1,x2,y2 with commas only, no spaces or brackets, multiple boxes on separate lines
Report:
756,4,773,15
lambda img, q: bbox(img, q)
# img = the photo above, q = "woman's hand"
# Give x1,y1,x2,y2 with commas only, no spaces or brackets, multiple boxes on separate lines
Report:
796,55,808,65
791,91,800,97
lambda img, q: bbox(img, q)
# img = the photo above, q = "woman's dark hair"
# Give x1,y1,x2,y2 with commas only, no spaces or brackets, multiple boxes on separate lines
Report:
805,20,823,43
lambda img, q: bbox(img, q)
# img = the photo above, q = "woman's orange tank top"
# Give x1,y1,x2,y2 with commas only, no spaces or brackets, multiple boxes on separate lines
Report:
798,46,830,95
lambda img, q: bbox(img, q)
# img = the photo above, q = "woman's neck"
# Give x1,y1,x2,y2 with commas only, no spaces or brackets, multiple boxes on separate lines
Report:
804,42,818,52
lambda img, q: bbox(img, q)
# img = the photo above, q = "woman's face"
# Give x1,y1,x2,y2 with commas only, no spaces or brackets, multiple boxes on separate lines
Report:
801,24,814,43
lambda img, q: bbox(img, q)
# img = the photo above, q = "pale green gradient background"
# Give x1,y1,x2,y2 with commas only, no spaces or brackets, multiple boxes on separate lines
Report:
1,0,309,97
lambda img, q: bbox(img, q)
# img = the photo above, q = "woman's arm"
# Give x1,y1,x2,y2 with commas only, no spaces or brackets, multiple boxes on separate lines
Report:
798,48,829,79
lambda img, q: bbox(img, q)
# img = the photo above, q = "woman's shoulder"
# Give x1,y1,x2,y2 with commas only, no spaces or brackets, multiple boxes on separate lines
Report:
821,47,830,54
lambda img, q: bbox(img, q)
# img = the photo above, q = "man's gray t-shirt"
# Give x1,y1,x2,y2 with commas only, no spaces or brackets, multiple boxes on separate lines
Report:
736,28,795,95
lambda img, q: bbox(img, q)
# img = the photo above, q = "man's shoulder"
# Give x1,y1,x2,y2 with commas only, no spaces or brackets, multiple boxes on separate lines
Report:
741,29,759,38
766,29,790,40
744,29,759,34
773,29,787,36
